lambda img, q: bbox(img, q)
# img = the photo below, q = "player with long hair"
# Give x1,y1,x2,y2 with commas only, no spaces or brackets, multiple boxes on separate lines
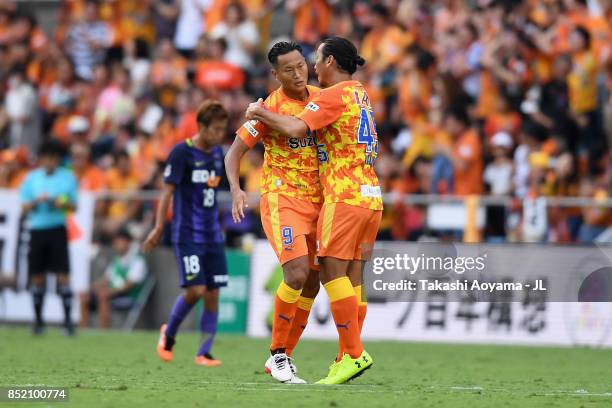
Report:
226,41,322,384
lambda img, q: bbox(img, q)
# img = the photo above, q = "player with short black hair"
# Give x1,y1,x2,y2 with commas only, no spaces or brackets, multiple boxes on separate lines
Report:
144,100,228,367
267,41,303,65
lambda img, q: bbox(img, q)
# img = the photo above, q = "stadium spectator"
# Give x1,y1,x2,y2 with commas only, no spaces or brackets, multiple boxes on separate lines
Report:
71,142,106,191
135,89,163,137
521,54,574,152
79,228,148,328
152,0,179,41
44,58,78,121
567,25,604,173
210,2,259,70
397,46,437,126
64,0,110,80
195,37,245,91
484,131,515,241
102,150,141,238
174,88,200,141
0,146,28,188
0,0,610,245
0,3,16,46
11,12,47,54
150,38,188,109
483,92,522,143
5,65,40,151
514,121,549,199
432,107,483,195
123,38,152,94
94,65,135,133
361,4,409,74
286,0,331,48
484,132,514,196
174,0,210,57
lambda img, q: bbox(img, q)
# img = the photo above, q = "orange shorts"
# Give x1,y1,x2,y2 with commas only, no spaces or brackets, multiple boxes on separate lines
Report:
260,193,322,269
317,202,382,261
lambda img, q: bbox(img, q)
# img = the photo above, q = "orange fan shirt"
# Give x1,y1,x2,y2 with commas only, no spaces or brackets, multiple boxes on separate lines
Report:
236,85,322,203
453,129,483,196
296,80,382,210
75,166,107,191
568,51,598,114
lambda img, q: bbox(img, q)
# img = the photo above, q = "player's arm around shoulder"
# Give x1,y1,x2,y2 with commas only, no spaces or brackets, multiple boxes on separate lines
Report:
245,98,309,139
295,86,345,132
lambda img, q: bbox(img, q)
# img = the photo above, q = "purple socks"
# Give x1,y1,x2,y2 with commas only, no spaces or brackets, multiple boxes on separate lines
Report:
165,295,194,338
197,310,218,356
165,295,219,357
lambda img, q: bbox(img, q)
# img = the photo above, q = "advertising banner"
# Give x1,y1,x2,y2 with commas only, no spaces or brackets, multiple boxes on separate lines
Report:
217,249,249,333
247,240,612,348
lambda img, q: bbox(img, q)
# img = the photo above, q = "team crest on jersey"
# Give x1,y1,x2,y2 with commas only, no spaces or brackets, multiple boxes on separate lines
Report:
305,102,320,112
207,176,221,187
243,120,259,137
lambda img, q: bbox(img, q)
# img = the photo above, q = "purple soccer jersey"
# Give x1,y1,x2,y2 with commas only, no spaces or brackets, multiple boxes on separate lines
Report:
164,139,224,244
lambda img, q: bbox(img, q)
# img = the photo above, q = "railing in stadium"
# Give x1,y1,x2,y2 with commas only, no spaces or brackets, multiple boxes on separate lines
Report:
90,190,612,208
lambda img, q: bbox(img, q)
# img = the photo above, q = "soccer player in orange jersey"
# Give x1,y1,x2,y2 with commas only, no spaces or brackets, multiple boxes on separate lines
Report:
246,37,382,384
225,42,322,384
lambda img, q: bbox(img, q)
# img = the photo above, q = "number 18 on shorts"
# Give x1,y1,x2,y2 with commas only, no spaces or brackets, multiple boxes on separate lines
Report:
173,243,229,288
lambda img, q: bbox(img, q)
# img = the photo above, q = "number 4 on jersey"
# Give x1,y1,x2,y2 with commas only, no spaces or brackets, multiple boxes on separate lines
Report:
356,102,379,165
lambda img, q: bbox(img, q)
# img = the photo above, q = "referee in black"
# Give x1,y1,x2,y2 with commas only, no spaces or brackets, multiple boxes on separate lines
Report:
19,140,78,335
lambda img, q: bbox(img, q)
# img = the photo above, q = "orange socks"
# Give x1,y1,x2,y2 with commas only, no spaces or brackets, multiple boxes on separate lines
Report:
354,285,367,332
270,281,302,351
272,279,366,358
336,284,368,360
285,296,314,356
324,277,362,359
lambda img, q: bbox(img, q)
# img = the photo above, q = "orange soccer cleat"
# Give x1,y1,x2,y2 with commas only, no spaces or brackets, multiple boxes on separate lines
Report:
156,324,173,362
194,355,222,367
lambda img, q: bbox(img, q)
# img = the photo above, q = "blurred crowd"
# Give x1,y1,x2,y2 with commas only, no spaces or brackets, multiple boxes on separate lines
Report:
0,0,611,244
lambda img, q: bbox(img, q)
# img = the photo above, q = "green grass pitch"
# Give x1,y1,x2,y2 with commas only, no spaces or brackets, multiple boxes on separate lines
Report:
2,327,611,408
